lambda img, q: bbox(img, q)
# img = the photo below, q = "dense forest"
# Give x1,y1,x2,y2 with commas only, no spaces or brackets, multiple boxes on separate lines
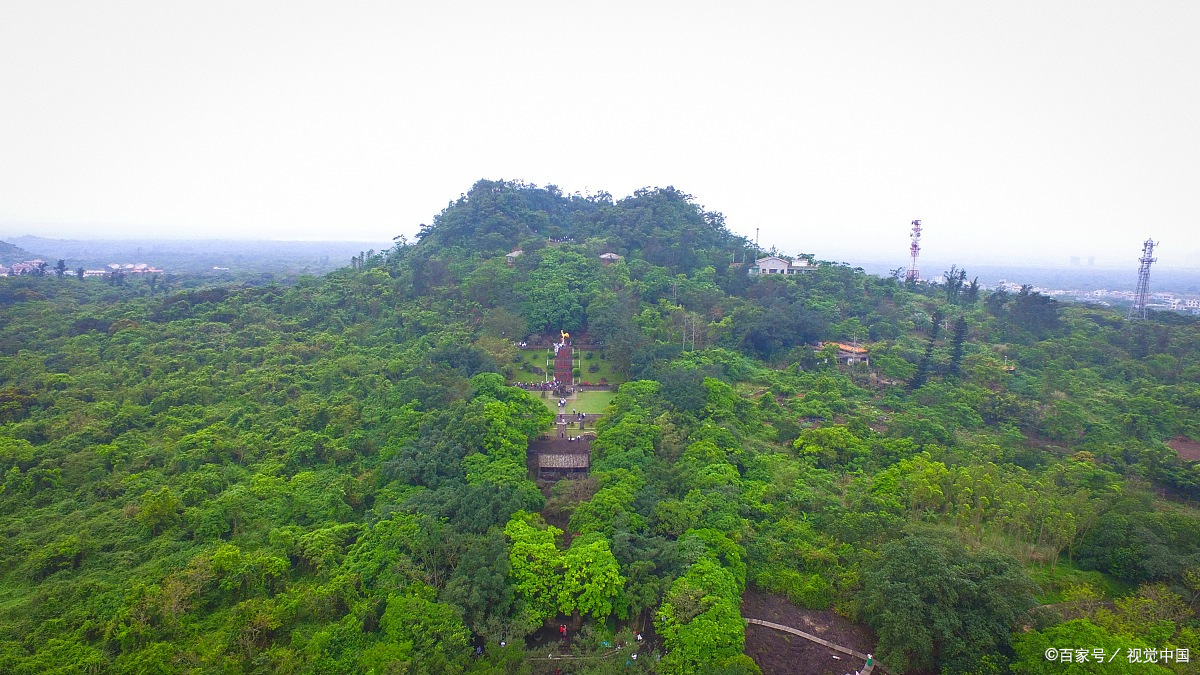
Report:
2,179,1200,674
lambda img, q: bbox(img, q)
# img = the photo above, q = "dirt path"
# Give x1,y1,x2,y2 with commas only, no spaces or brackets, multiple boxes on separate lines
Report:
742,589,879,675
1167,436,1200,461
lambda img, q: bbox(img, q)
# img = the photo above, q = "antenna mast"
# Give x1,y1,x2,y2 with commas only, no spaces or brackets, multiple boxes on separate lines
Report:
905,219,922,283
1129,238,1158,319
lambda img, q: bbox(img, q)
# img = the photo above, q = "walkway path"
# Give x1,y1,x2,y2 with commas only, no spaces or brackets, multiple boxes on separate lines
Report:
745,618,883,673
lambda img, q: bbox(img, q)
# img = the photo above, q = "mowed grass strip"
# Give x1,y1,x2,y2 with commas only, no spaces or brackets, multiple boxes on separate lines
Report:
537,390,617,416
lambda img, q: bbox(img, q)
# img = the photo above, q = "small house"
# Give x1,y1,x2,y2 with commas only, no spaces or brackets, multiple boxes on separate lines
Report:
505,250,524,266
748,256,814,276
816,342,869,366
599,252,624,264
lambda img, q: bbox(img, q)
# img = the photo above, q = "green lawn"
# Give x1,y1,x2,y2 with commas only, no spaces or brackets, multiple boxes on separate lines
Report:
537,390,617,417
577,349,625,386
507,348,554,383
505,347,626,386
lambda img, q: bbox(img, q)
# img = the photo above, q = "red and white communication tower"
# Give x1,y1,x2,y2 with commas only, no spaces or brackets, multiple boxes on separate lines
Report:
905,219,922,283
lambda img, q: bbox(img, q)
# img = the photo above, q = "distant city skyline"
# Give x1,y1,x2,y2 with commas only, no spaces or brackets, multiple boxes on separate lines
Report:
2,2,1198,269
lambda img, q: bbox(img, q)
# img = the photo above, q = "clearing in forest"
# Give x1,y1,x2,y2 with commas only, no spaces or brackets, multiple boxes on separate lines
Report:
507,347,626,386
537,390,616,417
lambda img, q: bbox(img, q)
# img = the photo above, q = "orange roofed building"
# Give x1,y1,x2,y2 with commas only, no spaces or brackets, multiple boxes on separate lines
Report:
816,341,869,366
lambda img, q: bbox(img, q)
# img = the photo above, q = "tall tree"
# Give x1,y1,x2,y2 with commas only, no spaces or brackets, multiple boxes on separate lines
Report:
943,265,967,303
964,276,980,304
858,534,1035,673
948,316,968,375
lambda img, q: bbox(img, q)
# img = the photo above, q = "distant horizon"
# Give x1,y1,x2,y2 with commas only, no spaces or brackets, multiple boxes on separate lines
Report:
6,206,1197,271
3,231,394,245
4,231,1198,278
4,3,1198,275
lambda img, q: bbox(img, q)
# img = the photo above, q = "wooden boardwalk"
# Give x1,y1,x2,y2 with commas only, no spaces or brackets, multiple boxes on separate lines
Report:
745,618,883,673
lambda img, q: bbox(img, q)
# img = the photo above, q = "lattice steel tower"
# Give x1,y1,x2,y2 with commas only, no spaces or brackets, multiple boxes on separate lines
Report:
905,219,922,283
1129,238,1158,320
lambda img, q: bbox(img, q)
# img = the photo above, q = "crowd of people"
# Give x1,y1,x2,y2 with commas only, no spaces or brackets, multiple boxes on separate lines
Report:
558,411,588,423
515,380,559,391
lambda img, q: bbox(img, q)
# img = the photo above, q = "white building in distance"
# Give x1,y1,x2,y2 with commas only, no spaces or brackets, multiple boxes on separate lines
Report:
748,255,815,276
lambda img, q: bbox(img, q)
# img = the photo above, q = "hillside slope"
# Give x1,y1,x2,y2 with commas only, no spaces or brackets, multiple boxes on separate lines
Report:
1,181,1198,673
0,239,38,265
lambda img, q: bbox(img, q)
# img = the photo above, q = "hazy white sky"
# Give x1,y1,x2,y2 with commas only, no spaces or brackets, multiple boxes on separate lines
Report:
1,1,1197,267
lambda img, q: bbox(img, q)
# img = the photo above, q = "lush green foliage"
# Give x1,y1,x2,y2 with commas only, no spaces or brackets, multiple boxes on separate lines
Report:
858,534,1036,672
3,180,1200,673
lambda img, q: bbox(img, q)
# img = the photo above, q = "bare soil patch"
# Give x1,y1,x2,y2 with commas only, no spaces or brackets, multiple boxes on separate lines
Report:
1167,436,1200,462
742,588,879,675
529,436,593,455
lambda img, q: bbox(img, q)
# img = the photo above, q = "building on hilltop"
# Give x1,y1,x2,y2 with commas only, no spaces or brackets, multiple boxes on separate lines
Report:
505,250,523,265
748,255,814,276
816,341,870,366
599,252,624,264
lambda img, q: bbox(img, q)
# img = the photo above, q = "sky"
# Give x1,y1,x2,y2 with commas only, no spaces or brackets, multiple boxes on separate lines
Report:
1,1,1197,268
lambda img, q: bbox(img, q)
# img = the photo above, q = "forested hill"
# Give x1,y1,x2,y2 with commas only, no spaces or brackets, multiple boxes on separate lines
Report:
408,179,750,275
2,182,1200,673
0,240,37,265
